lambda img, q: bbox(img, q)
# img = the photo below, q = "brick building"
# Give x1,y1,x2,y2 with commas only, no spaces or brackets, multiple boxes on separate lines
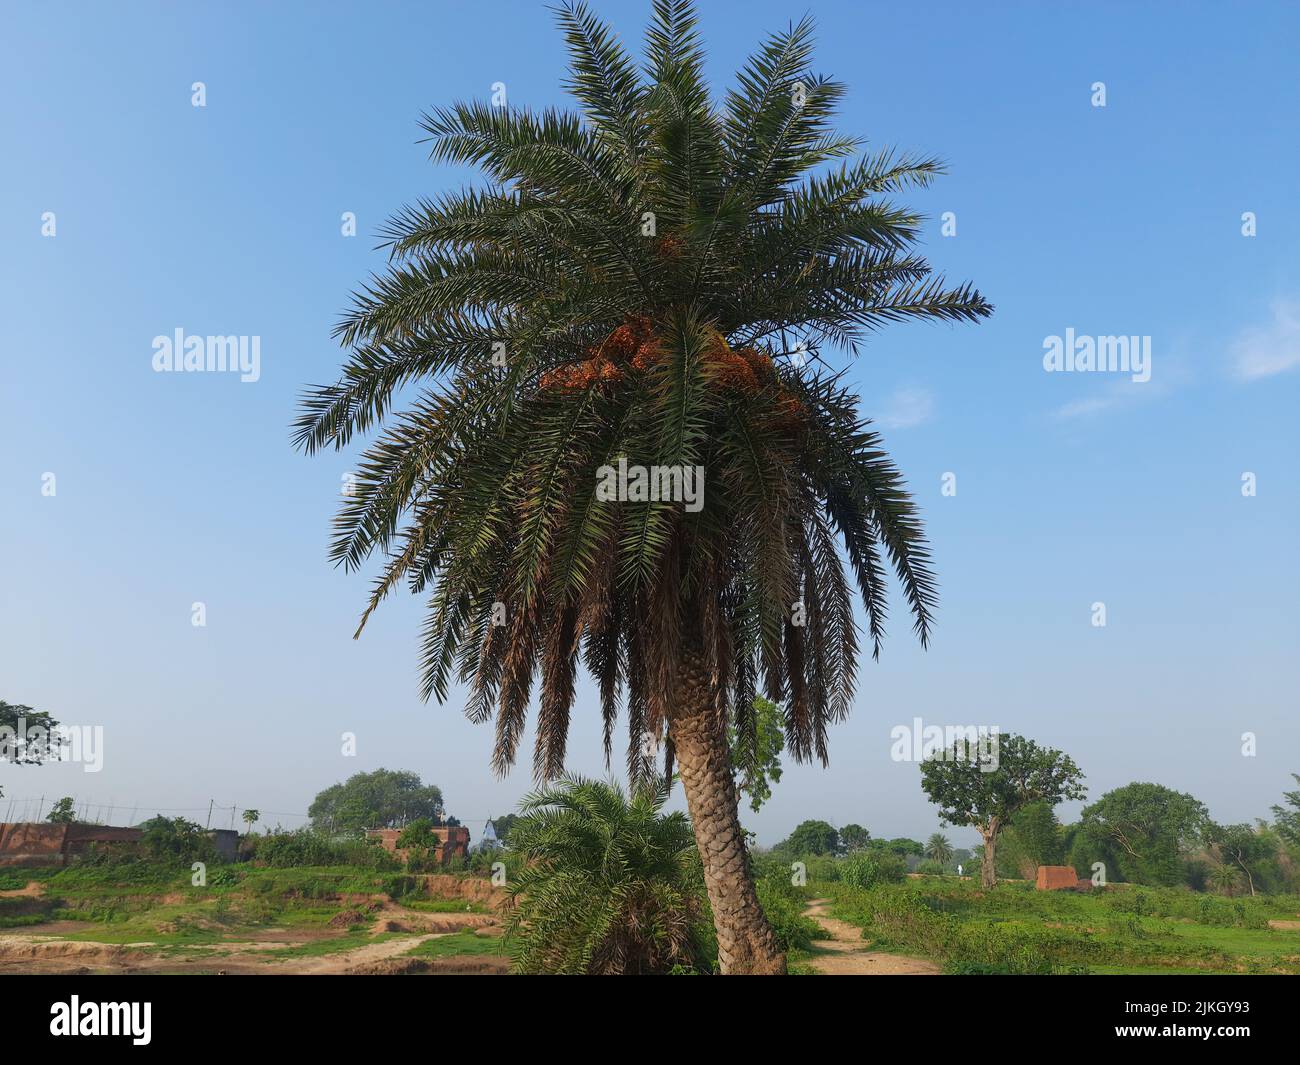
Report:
366,824,471,865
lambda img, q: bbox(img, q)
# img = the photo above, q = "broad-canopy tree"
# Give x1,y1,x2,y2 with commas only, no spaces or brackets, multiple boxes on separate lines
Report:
308,769,445,837
0,700,60,799
875,836,924,857
920,733,1085,887
1077,782,1208,887
1271,774,1300,848
840,824,871,852
295,1,990,972
778,819,841,857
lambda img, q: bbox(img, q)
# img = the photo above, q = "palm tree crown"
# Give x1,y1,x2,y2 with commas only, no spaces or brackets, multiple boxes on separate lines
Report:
294,0,991,789
925,832,953,865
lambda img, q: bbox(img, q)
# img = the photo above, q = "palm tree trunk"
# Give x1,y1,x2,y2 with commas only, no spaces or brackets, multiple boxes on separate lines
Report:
668,646,785,975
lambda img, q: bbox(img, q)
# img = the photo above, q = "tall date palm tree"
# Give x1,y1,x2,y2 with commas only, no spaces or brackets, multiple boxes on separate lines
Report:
295,1,990,973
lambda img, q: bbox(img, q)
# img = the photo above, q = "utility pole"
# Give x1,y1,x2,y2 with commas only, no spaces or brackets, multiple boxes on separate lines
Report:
206,799,214,829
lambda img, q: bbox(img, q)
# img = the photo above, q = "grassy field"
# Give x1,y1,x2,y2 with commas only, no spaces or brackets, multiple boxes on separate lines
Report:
0,860,508,973
7,860,1299,975
813,875,1300,974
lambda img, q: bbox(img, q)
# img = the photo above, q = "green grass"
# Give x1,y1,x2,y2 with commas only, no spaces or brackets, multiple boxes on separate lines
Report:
401,898,490,914
0,859,492,947
815,877,1300,975
404,930,505,958
258,931,404,960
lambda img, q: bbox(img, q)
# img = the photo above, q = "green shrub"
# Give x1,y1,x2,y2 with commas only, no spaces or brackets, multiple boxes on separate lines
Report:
755,873,820,952
207,867,243,887
503,777,711,974
0,872,30,891
842,851,906,890
254,831,399,871
139,816,218,864
799,854,842,882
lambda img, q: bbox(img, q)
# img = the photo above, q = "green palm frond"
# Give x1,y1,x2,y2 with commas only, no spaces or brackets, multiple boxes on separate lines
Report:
503,776,708,974
296,1,992,782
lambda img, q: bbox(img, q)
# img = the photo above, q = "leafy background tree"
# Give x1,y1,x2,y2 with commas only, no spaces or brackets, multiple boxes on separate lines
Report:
1076,782,1208,887
1271,774,1300,848
1203,822,1275,897
728,696,785,813
0,700,60,798
875,836,924,859
920,732,1085,887
241,808,260,836
488,813,522,844
139,816,217,864
840,824,871,853
307,769,445,837
294,0,989,973
46,796,78,825
778,819,841,858
997,801,1065,879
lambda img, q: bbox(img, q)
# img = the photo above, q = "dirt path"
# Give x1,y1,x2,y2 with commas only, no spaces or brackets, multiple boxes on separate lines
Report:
803,898,939,975
277,932,441,974
0,880,44,898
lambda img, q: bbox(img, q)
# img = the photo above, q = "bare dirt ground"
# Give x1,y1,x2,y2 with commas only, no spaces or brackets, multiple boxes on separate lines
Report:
0,901,509,975
0,880,45,898
803,898,940,975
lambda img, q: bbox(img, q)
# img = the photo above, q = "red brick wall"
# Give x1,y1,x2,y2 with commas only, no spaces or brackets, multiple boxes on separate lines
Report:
0,823,70,865
0,823,145,866
1035,865,1081,891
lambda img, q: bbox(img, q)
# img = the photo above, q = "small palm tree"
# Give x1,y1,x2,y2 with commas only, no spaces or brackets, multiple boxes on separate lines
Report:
925,832,953,866
503,777,709,974
241,809,260,836
1208,863,1241,897
295,1,990,973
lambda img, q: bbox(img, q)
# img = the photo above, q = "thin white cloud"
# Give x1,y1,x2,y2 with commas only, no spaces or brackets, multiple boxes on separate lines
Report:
1055,393,1123,419
877,387,934,429
1051,349,1193,420
1231,300,1300,381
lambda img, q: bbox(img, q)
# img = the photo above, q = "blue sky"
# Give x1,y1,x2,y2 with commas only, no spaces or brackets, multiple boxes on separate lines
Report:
2,1,1297,846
